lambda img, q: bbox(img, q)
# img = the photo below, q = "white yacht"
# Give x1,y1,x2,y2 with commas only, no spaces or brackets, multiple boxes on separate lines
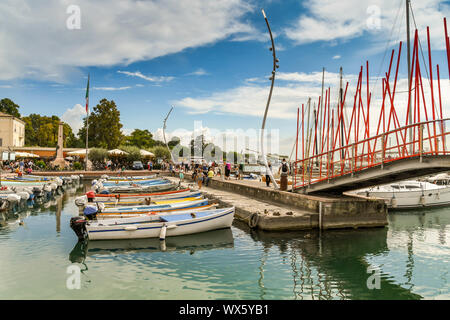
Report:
351,176,450,209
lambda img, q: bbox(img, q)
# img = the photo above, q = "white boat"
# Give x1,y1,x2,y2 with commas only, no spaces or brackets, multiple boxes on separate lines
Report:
70,207,235,240
351,178,450,209
74,190,201,207
95,198,210,216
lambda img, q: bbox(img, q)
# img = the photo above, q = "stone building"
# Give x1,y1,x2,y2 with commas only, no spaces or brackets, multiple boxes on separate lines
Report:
0,111,25,148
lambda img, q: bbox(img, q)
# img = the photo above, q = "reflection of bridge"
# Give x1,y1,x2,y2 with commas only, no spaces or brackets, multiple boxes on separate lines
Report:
241,223,423,300
292,20,450,195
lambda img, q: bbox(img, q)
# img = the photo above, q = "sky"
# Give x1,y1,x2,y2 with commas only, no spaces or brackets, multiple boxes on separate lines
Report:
0,0,449,156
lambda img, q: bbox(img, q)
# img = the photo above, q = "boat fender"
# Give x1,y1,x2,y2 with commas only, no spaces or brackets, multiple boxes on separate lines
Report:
145,198,151,205
7,194,21,203
420,195,425,205
160,240,167,252
190,213,196,218
124,226,137,231
160,224,167,241
248,213,259,229
17,192,29,200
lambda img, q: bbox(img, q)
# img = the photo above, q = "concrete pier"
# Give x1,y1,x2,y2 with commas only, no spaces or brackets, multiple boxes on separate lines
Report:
167,176,388,231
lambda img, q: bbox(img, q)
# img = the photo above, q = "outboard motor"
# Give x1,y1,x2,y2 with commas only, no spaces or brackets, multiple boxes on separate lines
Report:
70,216,87,241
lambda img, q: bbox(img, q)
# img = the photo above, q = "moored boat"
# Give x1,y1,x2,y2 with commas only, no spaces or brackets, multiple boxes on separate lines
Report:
70,207,235,240
351,179,450,209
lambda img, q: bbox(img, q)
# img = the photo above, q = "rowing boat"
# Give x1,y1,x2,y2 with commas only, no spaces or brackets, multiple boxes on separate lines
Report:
70,207,235,240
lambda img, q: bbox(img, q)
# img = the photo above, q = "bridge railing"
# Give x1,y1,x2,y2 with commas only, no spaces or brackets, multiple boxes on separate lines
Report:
293,118,450,190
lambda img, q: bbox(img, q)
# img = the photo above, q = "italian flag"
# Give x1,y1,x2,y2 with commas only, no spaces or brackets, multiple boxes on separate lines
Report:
85,74,90,113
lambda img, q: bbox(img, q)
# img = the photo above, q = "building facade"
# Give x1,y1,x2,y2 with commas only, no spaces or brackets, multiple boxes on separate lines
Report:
0,112,25,148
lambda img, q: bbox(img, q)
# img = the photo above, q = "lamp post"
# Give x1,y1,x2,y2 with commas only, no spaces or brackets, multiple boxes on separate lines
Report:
261,9,279,189
163,106,175,164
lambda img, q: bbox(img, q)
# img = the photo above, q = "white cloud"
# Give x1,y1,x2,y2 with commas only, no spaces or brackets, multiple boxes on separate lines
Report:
92,86,131,91
0,0,255,81
284,0,450,51
332,55,341,60
117,71,174,83
186,69,209,76
61,104,86,134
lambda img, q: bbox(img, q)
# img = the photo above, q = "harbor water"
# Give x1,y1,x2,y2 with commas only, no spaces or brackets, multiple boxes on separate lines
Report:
0,183,449,300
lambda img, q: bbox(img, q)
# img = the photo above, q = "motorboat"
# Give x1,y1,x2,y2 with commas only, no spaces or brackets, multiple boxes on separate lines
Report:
70,207,235,240
351,179,450,209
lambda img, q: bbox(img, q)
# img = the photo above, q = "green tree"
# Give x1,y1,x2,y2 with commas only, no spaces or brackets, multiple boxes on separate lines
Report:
119,145,142,162
88,148,108,166
124,129,155,149
0,98,21,118
79,99,124,149
150,145,171,161
22,114,76,147
168,136,180,149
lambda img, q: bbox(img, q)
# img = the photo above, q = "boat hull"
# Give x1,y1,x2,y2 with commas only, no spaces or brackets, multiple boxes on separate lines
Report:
86,207,235,240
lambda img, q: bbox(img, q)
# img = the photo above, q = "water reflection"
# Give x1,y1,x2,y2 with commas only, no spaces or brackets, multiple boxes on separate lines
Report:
69,228,234,263
235,221,423,300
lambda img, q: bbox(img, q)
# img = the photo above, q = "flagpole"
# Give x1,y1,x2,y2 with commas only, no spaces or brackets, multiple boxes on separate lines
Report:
85,74,90,171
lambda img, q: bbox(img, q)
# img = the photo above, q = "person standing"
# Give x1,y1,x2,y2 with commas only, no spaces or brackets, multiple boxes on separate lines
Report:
265,162,272,187
225,161,231,180
206,167,214,186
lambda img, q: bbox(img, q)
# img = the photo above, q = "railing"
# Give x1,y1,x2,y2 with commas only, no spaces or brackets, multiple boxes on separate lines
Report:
293,118,450,189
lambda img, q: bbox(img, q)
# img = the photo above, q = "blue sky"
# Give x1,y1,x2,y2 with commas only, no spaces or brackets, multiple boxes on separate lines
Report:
0,0,449,154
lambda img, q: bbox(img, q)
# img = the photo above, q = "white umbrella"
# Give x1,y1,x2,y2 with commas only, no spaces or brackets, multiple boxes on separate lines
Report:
67,149,88,156
108,149,129,155
140,149,155,157
15,151,40,158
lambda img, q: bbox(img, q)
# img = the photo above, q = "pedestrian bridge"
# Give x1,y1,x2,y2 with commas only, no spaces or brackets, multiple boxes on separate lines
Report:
293,119,450,194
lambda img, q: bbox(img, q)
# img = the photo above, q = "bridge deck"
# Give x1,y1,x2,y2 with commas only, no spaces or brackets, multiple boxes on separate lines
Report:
295,155,450,194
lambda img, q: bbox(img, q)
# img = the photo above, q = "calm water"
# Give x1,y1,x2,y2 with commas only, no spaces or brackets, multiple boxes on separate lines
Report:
0,183,449,300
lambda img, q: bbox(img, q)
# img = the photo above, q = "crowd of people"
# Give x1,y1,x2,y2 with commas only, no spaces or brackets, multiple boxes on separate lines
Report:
1,159,35,176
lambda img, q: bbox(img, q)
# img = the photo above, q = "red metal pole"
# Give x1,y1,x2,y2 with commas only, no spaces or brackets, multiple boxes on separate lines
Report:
437,64,445,153
444,18,450,80
427,26,437,154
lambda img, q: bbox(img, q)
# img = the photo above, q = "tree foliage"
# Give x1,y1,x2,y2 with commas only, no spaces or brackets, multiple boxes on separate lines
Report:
0,98,21,118
150,145,171,161
78,99,124,149
88,148,108,166
22,114,77,147
119,145,141,162
123,129,155,149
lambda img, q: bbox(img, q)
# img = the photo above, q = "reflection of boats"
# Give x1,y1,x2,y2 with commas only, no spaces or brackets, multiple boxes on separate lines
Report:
351,179,450,209
69,228,234,262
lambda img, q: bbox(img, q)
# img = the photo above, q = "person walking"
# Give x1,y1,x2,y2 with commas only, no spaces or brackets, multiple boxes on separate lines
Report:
197,169,203,189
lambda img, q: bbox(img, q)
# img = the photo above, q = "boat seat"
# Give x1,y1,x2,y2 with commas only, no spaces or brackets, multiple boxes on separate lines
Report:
160,211,215,222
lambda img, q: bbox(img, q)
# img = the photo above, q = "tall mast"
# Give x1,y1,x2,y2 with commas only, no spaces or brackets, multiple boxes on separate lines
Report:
163,106,175,163
406,0,412,153
85,73,90,171
339,67,344,161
